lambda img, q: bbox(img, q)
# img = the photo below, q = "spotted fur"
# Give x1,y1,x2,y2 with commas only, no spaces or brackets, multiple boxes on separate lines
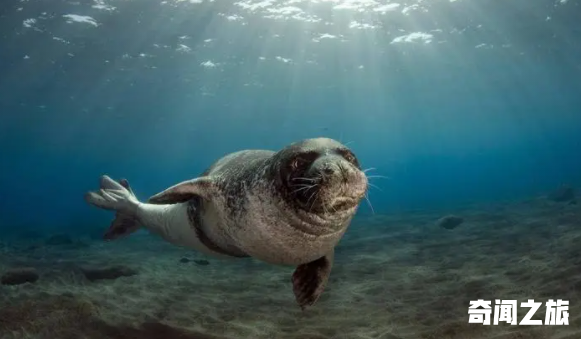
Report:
176,138,368,308
88,138,368,309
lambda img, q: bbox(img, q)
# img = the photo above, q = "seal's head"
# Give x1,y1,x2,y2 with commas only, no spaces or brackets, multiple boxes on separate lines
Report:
273,138,368,220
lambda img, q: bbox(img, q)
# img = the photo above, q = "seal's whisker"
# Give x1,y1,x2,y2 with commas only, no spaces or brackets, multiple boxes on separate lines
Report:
306,190,318,210
292,177,317,182
309,193,320,213
364,193,375,214
290,183,316,189
291,187,308,195
321,196,331,215
324,202,330,215
329,202,337,214
368,183,383,192
290,185,317,195
362,167,376,173
366,175,390,180
314,174,324,183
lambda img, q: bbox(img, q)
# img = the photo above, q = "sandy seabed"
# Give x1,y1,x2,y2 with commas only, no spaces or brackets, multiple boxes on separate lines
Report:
1,197,580,339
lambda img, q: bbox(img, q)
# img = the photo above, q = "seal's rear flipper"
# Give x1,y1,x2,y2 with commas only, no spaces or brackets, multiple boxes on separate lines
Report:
104,211,141,240
292,251,334,310
84,175,142,240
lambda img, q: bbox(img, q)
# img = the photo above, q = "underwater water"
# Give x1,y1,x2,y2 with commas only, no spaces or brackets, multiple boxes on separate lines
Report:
1,0,581,338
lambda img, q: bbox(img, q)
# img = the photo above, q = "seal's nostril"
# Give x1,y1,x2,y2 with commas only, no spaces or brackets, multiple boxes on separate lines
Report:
324,167,334,175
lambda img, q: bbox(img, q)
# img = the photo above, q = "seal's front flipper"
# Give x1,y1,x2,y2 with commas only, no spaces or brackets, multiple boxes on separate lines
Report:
147,176,216,204
84,175,142,240
292,251,334,310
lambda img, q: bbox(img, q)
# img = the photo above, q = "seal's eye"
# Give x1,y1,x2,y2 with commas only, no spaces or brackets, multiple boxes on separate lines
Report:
290,151,319,170
290,158,306,170
337,149,357,165
343,153,355,163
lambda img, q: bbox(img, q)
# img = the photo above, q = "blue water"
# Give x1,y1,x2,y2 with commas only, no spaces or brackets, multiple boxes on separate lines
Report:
1,0,581,337
2,0,580,231
0,1,580,265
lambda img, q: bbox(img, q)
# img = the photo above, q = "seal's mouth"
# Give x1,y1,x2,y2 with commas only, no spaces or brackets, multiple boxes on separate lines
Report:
289,159,368,214
330,196,358,211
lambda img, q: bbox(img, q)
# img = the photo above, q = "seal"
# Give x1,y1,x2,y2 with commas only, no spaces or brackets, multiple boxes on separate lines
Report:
84,137,368,309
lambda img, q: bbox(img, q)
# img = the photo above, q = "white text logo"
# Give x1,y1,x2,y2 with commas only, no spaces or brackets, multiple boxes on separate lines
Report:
468,299,569,325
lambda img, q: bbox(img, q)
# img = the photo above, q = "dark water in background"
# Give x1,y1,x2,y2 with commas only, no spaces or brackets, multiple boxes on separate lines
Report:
0,0,580,231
